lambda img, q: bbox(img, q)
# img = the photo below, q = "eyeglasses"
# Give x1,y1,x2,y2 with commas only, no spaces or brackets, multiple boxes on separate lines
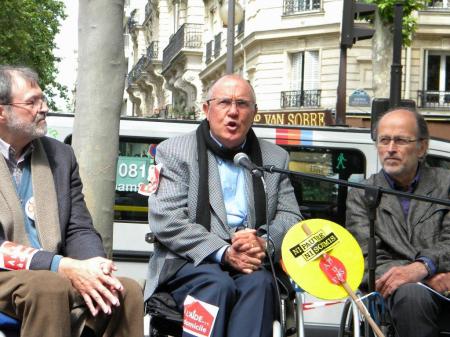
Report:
377,136,420,146
206,97,255,111
4,95,48,111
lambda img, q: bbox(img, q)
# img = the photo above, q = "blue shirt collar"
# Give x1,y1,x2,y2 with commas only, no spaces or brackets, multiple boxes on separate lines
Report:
382,165,421,193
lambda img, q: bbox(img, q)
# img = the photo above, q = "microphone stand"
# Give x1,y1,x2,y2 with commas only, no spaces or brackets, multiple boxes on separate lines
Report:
257,174,286,337
259,164,450,310
261,165,450,206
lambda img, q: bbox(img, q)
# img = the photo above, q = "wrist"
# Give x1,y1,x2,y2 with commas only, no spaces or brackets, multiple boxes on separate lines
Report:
415,257,436,279
221,247,229,266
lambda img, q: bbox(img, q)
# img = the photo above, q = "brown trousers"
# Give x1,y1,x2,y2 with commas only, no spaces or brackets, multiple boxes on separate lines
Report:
0,270,144,337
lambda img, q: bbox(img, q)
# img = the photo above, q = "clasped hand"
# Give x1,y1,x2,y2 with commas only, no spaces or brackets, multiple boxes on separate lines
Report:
375,262,429,298
224,229,267,274
58,256,124,317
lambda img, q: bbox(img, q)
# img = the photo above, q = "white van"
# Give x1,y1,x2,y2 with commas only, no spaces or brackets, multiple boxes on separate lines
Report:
46,113,450,336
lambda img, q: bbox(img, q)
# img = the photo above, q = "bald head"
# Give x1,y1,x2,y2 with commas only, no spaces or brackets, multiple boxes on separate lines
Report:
203,74,257,149
207,75,256,103
375,108,429,187
375,108,429,141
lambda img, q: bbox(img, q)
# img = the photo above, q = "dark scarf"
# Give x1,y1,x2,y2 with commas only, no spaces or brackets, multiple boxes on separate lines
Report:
195,119,266,231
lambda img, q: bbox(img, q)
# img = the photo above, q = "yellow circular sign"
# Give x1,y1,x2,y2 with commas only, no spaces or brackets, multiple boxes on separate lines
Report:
281,218,364,300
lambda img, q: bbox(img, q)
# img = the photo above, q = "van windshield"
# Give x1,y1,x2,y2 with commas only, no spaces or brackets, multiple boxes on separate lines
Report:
285,147,366,225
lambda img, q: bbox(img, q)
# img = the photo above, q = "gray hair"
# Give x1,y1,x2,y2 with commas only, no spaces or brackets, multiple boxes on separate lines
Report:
373,107,430,141
0,65,39,105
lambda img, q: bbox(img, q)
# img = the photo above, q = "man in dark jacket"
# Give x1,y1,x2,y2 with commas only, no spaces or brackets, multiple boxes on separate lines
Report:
346,108,450,337
0,65,143,337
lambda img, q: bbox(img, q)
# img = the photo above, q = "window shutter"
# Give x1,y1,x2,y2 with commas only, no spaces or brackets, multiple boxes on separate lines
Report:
291,52,303,90
304,51,319,90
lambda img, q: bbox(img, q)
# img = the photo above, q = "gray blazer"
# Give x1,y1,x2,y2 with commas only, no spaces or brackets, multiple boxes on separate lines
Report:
346,165,450,287
144,131,302,300
0,137,105,270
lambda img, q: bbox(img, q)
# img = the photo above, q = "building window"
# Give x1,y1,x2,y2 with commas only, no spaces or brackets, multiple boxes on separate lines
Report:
281,51,321,108
426,0,450,9
214,32,222,58
291,51,319,91
418,51,450,109
206,40,213,64
283,0,321,15
237,11,245,36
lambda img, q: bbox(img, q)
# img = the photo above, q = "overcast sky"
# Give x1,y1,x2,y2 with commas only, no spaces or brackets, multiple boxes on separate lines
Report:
53,0,78,112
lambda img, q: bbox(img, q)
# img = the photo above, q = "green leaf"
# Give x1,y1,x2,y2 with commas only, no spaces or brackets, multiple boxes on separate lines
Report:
365,0,428,46
0,0,68,109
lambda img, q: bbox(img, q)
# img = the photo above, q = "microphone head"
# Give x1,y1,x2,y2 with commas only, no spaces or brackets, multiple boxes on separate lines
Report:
233,152,249,166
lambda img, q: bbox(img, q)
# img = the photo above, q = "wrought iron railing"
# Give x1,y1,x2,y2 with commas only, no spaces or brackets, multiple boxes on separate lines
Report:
127,55,147,86
205,40,213,64
417,90,450,109
426,0,450,9
147,41,159,60
162,23,203,70
214,32,222,58
280,89,322,108
283,0,321,15
127,17,137,32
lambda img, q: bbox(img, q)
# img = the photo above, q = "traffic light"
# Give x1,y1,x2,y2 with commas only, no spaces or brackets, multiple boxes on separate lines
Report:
341,0,377,47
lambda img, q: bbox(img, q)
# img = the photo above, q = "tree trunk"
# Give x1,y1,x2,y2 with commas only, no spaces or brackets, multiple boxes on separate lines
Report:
73,0,126,256
372,11,393,99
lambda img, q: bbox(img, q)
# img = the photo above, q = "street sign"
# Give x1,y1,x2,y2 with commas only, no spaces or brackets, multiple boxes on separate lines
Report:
349,89,371,106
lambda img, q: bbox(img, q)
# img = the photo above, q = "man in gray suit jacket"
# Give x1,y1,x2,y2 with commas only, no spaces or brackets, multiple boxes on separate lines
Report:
0,65,143,337
346,108,450,337
145,75,301,337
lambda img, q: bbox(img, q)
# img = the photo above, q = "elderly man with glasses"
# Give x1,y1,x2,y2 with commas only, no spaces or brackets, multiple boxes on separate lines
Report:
346,108,450,337
144,74,302,337
0,65,144,337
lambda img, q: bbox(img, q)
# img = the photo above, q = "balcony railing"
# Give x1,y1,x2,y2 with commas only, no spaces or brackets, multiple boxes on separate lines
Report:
205,40,213,64
214,33,222,58
162,23,203,70
417,90,450,109
127,17,137,32
281,90,322,108
283,0,321,15
147,41,159,60
426,0,450,9
127,55,147,86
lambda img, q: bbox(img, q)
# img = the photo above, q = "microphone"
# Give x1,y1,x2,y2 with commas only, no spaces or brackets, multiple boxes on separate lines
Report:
233,152,263,177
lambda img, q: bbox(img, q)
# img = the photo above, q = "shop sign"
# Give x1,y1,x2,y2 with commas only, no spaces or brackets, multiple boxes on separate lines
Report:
254,110,333,126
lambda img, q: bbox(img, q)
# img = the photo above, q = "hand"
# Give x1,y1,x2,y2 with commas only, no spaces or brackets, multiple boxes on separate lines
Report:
425,272,450,293
224,229,266,273
231,229,266,255
223,245,264,274
58,257,124,316
376,262,428,298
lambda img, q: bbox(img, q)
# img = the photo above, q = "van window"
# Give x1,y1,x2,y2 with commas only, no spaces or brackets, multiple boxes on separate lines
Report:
426,155,450,170
285,147,366,225
115,137,162,222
